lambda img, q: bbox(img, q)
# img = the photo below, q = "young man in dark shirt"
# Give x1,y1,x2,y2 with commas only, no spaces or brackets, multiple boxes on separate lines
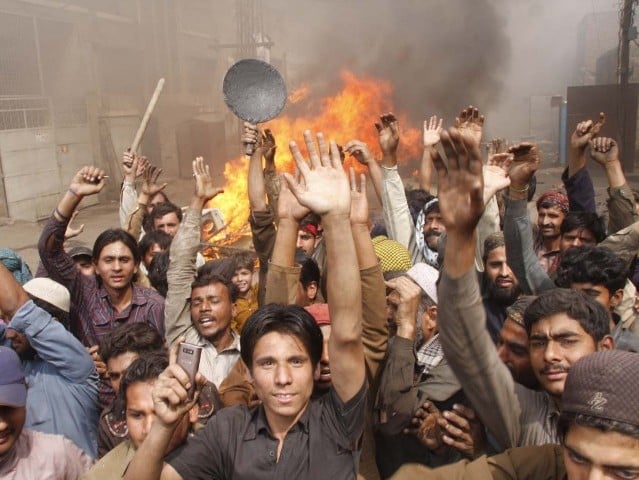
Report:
124,131,367,480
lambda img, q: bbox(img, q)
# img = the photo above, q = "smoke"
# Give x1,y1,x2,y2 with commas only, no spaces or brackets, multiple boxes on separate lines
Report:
265,0,619,140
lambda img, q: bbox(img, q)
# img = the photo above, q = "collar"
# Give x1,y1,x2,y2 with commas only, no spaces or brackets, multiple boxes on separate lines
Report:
243,402,311,441
117,440,138,478
98,283,148,306
197,329,242,353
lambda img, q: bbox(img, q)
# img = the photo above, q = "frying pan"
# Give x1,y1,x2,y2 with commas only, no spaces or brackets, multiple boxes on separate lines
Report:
223,59,287,155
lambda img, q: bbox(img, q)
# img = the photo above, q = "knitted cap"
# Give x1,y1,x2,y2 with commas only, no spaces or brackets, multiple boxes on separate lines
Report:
562,350,639,427
372,235,412,273
406,262,438,304
23,277,71,313
505,295,536,327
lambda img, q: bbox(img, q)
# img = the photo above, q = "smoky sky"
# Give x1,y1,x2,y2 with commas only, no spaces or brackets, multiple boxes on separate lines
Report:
265,0,619,139
267,0,510,125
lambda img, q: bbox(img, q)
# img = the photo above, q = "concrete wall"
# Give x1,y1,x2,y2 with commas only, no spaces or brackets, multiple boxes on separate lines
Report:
0,124,96,222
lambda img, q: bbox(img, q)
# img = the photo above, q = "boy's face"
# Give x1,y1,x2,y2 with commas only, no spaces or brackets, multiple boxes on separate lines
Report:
528,313,611,398
0,405,25,455
248,331,314,434
125,380,191,453
232,268,253,296
564,424,639,480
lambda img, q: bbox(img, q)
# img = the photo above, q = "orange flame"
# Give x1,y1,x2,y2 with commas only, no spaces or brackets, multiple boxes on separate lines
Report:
209,70,421,242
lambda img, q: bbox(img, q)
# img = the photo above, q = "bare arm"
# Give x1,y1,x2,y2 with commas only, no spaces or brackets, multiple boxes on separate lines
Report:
420,115,444,192
243,122,268,212
284,131,364,402
568,113,604,178
0,263,29,318
344,140,383,205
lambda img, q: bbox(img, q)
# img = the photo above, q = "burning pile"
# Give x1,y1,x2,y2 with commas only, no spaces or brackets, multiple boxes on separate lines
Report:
205,70,421,253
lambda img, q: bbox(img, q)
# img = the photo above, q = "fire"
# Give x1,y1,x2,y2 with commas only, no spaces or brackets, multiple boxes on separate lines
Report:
288,84,310,104
208,70,421,247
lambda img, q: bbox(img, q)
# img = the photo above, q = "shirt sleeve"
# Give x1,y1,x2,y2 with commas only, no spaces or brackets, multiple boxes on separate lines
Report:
165,208,200,345
322,381,368,451
562,166,596,213
9,300,96,383
119,180,138,229
607,183,639,234
437,269,523,450
249,208,276,305
503,196,555,295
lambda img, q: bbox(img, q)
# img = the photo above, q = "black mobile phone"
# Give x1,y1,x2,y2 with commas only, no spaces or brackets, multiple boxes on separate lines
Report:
176,342,202,400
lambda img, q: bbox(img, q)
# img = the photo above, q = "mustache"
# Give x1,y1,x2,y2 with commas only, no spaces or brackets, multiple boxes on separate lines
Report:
424,230,441,238
540,365,569,374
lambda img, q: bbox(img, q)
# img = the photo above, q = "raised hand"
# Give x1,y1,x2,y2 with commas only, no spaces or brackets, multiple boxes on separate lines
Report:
375,113,399,157
344,140,374,166
64,210,85,240
384,275,422,339
571,112,605,152
588,136,619,167
423,115,443,148
262,128,277,165
193,156,223,202
283,130,351,218
507,143,540,191
69,166,107,197
152,340,207,428
455,105,485,147
276,173,310,222
141,163,167,197
431,128,484,236
87,345,107,378
241,122,260,151
349,168,369,226
440,404,486,459
483,152,512,203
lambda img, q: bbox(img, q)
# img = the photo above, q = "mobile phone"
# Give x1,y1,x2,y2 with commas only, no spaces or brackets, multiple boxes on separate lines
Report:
176,342,202,400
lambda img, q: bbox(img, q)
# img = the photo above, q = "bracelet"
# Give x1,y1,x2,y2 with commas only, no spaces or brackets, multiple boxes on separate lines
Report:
68,187,82,198
54,207,69,220
510,184,529,193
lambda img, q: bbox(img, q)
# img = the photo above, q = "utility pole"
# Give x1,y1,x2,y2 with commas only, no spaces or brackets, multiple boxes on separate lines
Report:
618,0,637,171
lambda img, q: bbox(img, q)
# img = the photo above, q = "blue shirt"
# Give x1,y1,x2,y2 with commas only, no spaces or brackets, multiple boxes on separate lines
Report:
0,300,99,458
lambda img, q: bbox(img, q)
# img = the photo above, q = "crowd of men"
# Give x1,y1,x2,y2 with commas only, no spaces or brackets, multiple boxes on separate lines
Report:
0,102,638,480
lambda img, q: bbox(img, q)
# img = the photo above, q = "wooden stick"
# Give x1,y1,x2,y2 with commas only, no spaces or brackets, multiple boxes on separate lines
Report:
130,78,165,154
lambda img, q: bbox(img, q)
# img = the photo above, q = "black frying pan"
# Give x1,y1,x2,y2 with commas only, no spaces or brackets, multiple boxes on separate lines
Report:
223,59,287,154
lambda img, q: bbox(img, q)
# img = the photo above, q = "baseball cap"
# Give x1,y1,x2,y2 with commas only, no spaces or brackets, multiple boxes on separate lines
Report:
23,277,71,313
0,346,27,407
67,246,92,259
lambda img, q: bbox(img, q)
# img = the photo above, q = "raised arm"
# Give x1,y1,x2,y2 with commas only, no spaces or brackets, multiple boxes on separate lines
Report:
589,136,638,232
284,130,364,402
165,158,223,344
420,115,443,193
344,139,383,205
434,127,523,450
349,169,388,383
243,122,268,212
119,150,148,228
124,163,167,239
503,144,554,294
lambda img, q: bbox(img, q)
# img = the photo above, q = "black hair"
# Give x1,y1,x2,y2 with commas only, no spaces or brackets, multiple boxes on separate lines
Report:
138,230,172,260
149,202,183,229
100,322,165,364
406,189,434,224
556,245,628,294
119,351,169,402
148,250,170,297
558,412,639,441
93,228,141,265
191,271,238,303
240,304,323,370
299,213,321,232
231,251,257,272
523,288,611,342
560,211,606,244
300,257,321,289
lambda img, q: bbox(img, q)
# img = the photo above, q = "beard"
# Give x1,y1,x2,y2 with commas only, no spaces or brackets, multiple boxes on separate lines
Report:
424,230,441,250
487,279,522,306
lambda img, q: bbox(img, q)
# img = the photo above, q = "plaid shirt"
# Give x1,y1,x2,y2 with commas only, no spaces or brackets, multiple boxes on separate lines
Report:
415,333,443,377
39,216,165,406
